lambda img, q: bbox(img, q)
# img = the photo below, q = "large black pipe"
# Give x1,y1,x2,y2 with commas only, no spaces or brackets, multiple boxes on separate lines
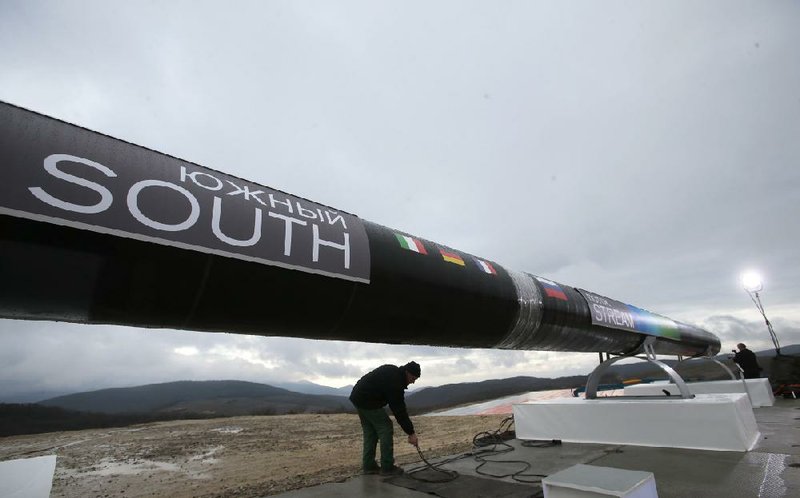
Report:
0,102,720,357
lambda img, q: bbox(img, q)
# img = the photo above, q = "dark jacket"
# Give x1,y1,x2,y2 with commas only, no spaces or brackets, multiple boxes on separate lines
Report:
349,364,415,435
733,348,762,378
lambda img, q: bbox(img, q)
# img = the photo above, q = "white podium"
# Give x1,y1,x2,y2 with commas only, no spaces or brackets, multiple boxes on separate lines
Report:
543,464,658,498
0,455,57,498
623,379,775,407
513,393,759,451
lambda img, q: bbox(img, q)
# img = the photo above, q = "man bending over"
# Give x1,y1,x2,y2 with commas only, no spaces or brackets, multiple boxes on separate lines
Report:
349,361,421,476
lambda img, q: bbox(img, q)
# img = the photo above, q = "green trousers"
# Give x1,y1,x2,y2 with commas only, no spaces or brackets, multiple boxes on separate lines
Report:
357,407,394,470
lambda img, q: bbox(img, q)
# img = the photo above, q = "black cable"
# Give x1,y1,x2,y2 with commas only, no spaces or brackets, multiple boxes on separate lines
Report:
405,445,461,482
405,415,557,485
520,439,562,448
471,417,554,484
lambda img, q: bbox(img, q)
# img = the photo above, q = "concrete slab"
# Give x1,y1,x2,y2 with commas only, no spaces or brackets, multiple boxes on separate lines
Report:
750,405,800,456
387,471,539,497
591,445,800,497
429,439,622,484
270,475,431,497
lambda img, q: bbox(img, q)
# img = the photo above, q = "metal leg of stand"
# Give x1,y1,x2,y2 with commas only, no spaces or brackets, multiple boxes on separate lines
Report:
733,363,755,406
709,358,738,380
585,339,694,400
679,355,737,380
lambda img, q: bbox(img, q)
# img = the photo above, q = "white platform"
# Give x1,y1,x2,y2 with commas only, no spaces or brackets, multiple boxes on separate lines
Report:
543,464,658,498
622,378,775,407
513,393,759,452
0,455,57,498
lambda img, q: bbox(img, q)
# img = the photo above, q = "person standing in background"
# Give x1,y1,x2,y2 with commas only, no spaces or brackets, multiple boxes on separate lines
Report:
733,343,762,379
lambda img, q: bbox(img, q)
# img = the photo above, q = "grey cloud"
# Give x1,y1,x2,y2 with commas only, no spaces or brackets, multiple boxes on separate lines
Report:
454,358,479,371
701,315,800,352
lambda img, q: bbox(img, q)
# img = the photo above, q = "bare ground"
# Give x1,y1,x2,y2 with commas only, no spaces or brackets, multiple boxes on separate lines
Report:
0,413,509,497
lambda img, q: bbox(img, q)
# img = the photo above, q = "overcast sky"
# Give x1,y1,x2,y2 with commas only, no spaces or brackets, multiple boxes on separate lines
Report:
1,1,799,401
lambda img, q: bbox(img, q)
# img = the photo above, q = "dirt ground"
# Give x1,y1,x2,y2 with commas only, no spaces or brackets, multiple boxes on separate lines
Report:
0,413,509,497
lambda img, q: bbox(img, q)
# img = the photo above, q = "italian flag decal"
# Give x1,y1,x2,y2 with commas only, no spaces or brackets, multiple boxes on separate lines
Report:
395,233,428,254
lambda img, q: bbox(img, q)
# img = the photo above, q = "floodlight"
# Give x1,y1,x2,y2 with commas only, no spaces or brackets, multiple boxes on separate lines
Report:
740,271,763,293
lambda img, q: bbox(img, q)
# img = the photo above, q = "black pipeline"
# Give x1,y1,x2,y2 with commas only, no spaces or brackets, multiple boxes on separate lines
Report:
0,101,719,357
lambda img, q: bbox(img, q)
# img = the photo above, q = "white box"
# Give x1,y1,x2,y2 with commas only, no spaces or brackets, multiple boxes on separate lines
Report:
623,379,775,407
513,393,759,451
0,455,57,498
543,464,657,498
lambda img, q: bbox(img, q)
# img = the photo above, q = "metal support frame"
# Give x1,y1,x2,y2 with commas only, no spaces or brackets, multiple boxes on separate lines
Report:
585,338,694,400
732,362,755,406
676,355,754,405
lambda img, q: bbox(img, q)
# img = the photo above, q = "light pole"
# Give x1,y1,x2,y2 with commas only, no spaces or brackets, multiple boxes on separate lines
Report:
740,271,781,356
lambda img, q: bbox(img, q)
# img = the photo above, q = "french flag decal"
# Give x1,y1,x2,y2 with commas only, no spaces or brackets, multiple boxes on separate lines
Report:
474,258,496,275
536,276,568,301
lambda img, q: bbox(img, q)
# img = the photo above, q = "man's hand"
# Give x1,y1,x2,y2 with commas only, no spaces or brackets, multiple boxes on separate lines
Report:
408,433,418,447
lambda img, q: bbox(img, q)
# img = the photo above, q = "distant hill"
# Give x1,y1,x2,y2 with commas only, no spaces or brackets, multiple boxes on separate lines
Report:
17,377,593,436
405,375,588,413
39,380,352,416
273,380,354,397
0,403,220,437
0,389,72,404
756,344,800,357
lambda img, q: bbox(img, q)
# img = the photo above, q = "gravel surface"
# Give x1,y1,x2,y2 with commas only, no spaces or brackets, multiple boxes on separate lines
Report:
0,413,509,497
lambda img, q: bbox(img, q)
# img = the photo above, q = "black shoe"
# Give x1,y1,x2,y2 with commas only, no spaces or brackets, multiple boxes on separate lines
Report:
363,467,380,475
380,465,404,476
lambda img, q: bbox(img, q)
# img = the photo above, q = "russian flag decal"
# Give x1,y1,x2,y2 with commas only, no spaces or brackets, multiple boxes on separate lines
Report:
536,276,568,301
